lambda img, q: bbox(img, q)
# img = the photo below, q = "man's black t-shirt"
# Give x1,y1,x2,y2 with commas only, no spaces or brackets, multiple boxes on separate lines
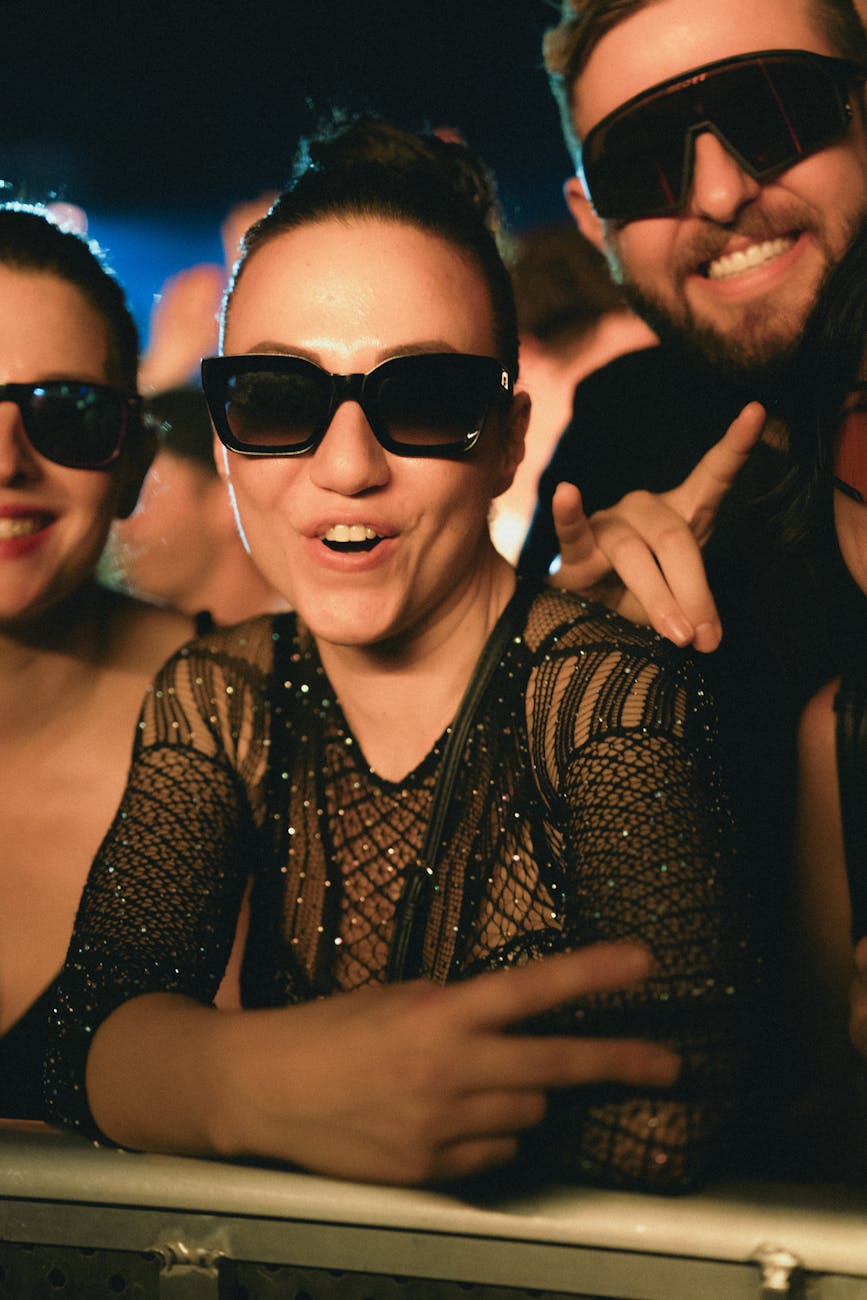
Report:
519,344,752,572
517,344,864,1137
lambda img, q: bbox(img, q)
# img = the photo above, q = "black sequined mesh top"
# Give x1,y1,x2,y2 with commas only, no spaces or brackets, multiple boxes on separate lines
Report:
45,581,760,1191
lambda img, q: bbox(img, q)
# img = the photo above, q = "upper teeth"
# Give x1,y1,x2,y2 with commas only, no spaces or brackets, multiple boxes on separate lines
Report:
0,517,42,538
324,524,378,543
707,236,795,280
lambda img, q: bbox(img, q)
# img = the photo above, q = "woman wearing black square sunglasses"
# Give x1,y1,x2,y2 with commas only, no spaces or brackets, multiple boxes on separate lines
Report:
46,118,763,1193
0,206,196,1121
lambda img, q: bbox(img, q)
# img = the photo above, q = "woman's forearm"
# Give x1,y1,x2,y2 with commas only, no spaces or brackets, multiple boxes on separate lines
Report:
85,992,265,1155
82,951,681,1184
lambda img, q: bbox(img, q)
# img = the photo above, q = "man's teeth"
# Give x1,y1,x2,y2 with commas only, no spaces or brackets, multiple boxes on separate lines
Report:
0,516,44,539
323,524,379,543
707,236,796,281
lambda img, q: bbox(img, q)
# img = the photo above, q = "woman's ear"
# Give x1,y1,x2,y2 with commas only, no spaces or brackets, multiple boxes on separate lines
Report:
213,431,230,480
114,413,157,520
205,470,242,541
492,390,530,498
212,432,251,553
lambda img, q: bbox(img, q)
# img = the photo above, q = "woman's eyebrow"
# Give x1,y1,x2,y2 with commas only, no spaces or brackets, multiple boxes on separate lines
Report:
236,340,461,363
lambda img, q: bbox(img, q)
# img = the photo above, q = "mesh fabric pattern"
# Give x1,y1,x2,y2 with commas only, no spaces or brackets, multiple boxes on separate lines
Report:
45,583,759,1191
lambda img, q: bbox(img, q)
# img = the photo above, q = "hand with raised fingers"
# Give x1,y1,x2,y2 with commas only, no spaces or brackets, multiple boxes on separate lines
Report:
549,402,766,652
231,941,679,1185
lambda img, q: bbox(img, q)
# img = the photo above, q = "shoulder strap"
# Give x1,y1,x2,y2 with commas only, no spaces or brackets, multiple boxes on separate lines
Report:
836,667,867,940
387,579,538,981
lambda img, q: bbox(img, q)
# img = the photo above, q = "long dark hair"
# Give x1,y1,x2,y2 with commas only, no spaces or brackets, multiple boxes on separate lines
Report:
775,223,867,548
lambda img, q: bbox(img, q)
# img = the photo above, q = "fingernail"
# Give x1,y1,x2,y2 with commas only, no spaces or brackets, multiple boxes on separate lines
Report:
650,1049,681,1084
693,621,721,652
660,614,693,646
616,942,654,977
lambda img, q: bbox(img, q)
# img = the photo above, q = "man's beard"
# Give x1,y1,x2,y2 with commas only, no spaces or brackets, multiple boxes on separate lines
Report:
618,274,809,391
603,202,867,388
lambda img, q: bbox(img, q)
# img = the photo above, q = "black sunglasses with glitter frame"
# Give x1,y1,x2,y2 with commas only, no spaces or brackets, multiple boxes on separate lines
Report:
0,380,138,470
201,352,514,459
580,49,867,223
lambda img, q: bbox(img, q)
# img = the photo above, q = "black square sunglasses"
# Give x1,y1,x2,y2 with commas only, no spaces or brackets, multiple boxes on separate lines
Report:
580,49,867,222
201,352,514,459
0,380,138,469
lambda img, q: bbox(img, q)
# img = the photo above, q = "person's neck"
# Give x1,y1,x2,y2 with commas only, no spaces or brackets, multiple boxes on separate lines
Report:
312,551,516,782
191,549,290,627
1,578,113,655
0,581,118,733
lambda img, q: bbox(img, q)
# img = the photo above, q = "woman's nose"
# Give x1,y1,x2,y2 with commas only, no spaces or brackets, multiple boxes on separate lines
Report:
0,401,38,482
308,400,390,495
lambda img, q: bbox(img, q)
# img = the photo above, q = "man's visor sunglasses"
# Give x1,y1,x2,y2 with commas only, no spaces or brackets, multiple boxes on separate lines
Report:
201,352,513,458
0,380,137,469
580,49,867,222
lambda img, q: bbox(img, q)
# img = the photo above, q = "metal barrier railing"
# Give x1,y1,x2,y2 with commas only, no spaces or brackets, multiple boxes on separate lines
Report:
2,1123,867,1299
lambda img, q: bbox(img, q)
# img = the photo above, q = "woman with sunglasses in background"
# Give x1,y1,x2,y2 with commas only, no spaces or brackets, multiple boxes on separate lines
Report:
0,206,196,1121
45,119,762,1192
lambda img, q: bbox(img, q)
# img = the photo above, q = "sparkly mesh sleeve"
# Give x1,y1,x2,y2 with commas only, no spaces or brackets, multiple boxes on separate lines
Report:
44,620,276,1135
518,604,760,1191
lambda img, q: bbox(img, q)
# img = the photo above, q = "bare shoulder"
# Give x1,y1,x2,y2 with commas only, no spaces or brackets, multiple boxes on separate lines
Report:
525,584,688,665
96,586,197,680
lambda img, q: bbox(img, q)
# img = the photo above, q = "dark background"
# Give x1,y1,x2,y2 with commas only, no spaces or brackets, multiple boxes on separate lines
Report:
2,0,573,341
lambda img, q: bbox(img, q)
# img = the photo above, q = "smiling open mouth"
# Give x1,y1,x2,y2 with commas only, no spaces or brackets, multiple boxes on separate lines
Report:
322,523,382,552
0,515,52,538
704,235,796,281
